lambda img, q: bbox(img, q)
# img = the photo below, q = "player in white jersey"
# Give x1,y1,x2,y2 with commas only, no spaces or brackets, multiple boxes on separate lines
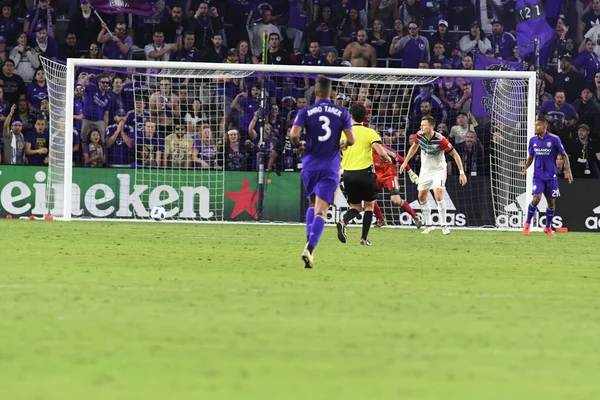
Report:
400,116,467,234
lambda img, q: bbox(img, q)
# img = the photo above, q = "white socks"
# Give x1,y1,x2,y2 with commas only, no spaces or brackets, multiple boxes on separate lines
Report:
437,199,447,227
420,201,431,226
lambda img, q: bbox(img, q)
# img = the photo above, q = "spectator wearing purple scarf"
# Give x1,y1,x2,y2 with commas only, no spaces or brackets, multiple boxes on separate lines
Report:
24,0,56,38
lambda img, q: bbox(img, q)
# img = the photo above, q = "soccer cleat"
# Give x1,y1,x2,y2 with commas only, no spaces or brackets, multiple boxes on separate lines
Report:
360,238,372,246
375,219,387,228
336,221,347,243
522,222,531,236
301,245,315,268
441,225,451,235
412,215,422,229
421,226,436,235
543,227,556,237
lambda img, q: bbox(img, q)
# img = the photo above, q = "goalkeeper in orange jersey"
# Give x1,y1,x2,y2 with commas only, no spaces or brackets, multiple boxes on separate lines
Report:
372,144,422,228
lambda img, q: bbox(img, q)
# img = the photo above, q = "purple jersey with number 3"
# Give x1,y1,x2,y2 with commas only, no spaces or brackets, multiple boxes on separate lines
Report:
293,99,352,171
293,98,351,203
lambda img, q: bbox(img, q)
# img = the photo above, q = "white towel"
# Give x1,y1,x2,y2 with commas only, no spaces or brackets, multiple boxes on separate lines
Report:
10,132,16,164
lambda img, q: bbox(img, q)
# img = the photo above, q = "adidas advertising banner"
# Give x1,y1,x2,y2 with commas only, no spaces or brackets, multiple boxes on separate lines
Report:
323,176,600,232
323,176,496,228
551,180,600,232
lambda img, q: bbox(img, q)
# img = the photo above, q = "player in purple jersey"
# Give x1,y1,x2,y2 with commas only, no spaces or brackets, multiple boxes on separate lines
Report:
521,117,573,236
290,77,355,268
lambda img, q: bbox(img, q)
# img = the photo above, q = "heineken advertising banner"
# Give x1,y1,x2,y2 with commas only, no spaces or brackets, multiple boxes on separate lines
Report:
0,166,302,222
1,166,598,232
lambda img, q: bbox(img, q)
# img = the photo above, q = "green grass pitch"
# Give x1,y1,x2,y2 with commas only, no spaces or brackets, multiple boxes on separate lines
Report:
1,220,599,399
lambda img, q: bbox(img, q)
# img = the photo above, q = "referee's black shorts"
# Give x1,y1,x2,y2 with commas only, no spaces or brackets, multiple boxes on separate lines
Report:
342,167,378,205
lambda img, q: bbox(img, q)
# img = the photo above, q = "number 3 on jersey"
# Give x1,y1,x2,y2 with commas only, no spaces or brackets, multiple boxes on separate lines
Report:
318,115,331,142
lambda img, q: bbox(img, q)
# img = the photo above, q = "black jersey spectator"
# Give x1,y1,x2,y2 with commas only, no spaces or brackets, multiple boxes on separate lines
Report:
187,1,223,53
201,32,227,63
569,124,600,178
260,33,292,65
67,0,102,52
549,54,586,104
0,59,25,106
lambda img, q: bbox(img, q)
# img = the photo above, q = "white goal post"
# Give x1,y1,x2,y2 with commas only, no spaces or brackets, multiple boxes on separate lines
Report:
42,58,536,226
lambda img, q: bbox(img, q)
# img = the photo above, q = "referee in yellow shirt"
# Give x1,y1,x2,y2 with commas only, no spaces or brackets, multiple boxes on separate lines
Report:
337,104,392,246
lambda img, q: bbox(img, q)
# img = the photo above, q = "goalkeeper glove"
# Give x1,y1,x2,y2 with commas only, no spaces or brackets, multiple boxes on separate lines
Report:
408,170,419,184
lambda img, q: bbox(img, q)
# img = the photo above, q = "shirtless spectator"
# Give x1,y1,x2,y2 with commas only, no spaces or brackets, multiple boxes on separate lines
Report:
149,78,180,138
342,29,376,68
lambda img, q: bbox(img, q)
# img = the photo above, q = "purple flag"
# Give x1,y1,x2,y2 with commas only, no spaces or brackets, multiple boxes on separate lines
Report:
516,0,554,59
544,0,562,19
88,0,155,16
471,55,524,119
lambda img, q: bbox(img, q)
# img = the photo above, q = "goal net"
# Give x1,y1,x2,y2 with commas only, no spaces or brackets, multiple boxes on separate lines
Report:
40,58,535,228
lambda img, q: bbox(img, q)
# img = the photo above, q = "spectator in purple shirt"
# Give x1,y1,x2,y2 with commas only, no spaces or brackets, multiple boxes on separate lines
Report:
126,99,151,134
97,21,133,61
488,19,516,60
539,90,577,136
26,69,48,111
24,0,56,38
338,8,362,52
83,128,106,167
193,125,219,169
0,5,18,45
25,116,49,166
0,87,10,123
575,38,600,83
105,108,134,167
82,74,111,143
287,0,311,56
106,77,126,125
173,31,201,62
345,0,367,28
302,41,327,89
231,85,264,138
2,105,26,165
309,5,337,54
136,120,163,167
29,24,59,60
389,21,430,69
73,84,84,134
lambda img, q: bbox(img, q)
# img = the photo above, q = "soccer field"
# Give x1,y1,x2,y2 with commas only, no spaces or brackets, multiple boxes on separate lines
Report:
1,221,599,399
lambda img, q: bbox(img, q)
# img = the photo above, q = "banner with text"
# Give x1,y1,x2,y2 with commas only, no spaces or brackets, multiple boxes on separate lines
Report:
1,166,598,232
0,166,302,222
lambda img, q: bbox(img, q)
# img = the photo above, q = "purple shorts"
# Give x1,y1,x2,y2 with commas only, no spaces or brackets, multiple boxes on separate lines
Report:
302,169,340,204
532,178,560,198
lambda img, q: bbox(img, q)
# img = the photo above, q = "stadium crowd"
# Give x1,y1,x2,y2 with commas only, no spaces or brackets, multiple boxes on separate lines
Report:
0,0,599,179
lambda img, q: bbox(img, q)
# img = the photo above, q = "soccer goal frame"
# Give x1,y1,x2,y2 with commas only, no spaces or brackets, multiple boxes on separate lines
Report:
51,58,536,224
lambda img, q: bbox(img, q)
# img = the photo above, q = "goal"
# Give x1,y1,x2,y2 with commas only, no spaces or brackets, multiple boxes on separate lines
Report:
40,58,536,228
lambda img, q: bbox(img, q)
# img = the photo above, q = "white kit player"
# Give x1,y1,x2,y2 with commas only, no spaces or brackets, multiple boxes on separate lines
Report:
400,116,467,234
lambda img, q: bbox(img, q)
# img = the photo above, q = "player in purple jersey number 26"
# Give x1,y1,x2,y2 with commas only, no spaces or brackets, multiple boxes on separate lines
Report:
520,117,573,236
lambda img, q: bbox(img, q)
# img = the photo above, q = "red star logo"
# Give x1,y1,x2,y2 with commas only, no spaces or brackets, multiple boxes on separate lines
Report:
225,178,260,219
